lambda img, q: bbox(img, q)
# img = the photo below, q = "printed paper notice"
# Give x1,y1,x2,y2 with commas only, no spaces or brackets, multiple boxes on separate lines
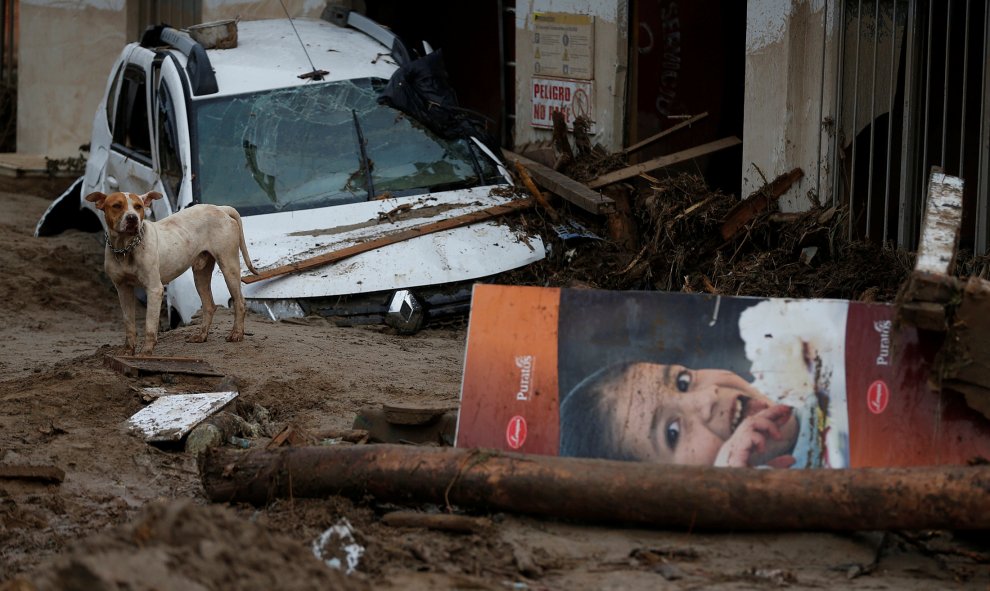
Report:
533,12,594,80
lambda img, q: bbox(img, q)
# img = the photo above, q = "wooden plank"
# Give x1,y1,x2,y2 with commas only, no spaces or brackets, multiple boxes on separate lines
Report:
586,136,742,189
621,112,709,155
915,169,963,275
502,150,615,214
243,198,533,284
125,391,239,442
104,355,224,378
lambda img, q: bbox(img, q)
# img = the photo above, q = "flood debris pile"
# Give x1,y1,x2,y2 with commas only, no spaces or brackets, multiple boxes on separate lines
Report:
498,116,915,302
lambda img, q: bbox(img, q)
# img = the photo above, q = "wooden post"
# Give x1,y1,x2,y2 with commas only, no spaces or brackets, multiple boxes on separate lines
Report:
201,445,990,531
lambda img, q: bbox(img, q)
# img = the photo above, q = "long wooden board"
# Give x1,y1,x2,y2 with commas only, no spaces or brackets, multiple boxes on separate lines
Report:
621,112,709,155
502,150,615,215
242,198,533,284
587,136,742,189
104,355,224,378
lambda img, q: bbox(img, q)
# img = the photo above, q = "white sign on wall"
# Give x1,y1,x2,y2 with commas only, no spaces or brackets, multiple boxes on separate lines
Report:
532,12,595,80
530,76,594,130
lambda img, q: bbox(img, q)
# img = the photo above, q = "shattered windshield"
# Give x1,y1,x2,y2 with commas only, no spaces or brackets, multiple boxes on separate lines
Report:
194,78,498,215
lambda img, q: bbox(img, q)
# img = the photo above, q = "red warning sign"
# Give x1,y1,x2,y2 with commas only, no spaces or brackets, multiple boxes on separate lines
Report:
531,76,593,129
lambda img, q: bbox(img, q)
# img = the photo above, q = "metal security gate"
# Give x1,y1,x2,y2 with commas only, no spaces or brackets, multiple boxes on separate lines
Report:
833,0,990,254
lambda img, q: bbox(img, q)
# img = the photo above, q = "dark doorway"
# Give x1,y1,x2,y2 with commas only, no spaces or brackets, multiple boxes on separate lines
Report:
628,0,746,197
365,1,511,147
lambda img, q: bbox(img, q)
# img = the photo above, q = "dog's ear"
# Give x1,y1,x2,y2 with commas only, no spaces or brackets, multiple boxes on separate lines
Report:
142,191,164,206
84,192,107,209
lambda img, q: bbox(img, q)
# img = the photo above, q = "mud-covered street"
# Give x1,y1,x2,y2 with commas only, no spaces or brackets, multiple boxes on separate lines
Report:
1,176,988,590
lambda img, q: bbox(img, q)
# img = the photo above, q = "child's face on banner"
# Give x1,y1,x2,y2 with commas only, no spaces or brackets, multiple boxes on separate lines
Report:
601,362,799,466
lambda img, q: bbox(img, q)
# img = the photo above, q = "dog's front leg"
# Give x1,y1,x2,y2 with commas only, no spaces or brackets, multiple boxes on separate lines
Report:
116,285,138,355
139,281,165,356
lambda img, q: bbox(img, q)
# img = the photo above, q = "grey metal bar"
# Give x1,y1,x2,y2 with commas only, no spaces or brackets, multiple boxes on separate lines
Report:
941,1,952,168
897,0,921,249
976,0,990,254
922,1,934,187
816,0,829,202
5,0,13,81
883,0,899,244
867,0,881,238
850,0,863,241
832,0,847,209
961,0,971,178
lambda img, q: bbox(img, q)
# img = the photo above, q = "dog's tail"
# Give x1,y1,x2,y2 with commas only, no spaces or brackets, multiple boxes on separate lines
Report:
221,206,260,275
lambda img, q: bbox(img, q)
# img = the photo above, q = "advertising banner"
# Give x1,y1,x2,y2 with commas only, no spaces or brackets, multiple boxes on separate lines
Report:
457,285,990,468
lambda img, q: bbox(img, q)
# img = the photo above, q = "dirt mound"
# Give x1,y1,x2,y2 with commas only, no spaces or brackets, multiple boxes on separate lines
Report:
16,499,363,591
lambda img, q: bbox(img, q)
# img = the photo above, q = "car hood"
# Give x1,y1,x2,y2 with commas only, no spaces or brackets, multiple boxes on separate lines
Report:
235,186,544,300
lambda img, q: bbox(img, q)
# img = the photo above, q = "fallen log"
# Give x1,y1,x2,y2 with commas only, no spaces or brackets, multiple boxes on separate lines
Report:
201,445,990,531
242,199,533,284
719,167,804,242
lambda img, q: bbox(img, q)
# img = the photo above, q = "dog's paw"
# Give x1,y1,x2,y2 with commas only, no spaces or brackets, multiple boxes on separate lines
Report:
226,332,245,342
186,334,208,343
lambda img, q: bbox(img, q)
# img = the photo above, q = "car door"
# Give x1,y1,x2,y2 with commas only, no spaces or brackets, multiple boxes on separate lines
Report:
155,56,205,325
104,47,164,218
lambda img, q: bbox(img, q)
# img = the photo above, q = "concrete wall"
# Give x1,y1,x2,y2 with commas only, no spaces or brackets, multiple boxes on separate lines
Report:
16,0,330,158
18,0,129,158
201,0,325,23
741,0,840,211
513,0,628,152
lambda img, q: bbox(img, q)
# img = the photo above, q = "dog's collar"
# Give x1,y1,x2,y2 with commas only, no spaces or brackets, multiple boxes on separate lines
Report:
105,226,144,257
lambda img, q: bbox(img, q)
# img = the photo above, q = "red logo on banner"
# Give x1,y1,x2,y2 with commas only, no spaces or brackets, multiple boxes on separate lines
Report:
867,380,890,414
506,415,528,449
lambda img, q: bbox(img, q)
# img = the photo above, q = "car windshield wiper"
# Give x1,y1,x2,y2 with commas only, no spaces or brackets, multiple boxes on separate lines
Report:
351,109,375,200
425,178,479,193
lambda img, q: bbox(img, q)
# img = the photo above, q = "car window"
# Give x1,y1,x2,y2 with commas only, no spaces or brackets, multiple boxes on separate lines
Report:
105,63,123,137
111,65,153,161
156,82,182,209
194,78,498,216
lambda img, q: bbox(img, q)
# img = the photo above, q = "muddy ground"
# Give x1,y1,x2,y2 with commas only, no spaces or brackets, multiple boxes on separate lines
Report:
1,176,988,590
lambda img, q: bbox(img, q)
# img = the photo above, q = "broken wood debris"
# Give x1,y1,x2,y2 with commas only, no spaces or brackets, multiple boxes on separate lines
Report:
512,160,561,221
897,168,965,331
890,169,990,418
317,428,370,445
381,510,492,534
586,136,742,189
502,149,615,215
720,167,805,242
125,391,238,443
621,112,709,155
0,463,65,484
266,424,316,449
242,198,534,284
201,445,990,531
105,355,224,378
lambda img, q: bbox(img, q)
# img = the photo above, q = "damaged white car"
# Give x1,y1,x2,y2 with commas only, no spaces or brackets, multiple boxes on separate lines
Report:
37,10,544,332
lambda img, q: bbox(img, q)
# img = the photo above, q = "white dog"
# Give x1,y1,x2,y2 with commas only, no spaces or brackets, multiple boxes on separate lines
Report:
85,190,259,355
